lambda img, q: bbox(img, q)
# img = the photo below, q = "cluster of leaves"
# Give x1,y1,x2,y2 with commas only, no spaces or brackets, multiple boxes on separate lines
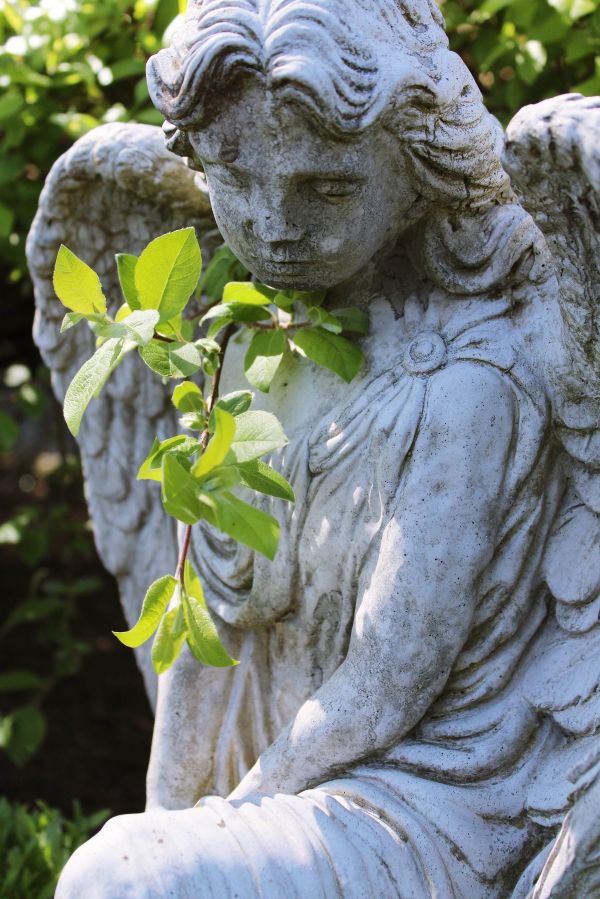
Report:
53,228,368,673
442,0,600,123
0,0,182,285
0,797,108,899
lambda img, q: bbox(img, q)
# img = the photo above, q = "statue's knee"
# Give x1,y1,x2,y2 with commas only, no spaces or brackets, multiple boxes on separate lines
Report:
56,816,139,898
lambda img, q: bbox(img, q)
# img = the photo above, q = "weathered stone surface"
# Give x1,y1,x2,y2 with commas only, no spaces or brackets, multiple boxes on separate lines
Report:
27,1,600,896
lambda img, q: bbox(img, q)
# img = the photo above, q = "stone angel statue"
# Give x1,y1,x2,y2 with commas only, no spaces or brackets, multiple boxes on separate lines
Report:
26,0,600,896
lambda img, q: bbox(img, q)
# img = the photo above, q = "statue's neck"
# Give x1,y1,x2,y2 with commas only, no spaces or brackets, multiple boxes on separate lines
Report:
327,237,419,316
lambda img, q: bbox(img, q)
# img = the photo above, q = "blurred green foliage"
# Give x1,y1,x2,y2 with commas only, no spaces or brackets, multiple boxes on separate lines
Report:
0,0,184,286
0,798,109,898
0,441,101,767
443,0,600,122
0,0,598,288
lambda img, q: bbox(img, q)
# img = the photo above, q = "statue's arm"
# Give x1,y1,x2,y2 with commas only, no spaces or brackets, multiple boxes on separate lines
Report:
229,361,517,800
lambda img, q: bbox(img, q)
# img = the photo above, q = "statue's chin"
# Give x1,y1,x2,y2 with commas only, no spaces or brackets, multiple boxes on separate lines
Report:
251,269,329,292
249,261,345,293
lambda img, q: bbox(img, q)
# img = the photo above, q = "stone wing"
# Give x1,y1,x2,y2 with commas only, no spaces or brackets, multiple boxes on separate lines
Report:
27,122,220,705
504,95,600,897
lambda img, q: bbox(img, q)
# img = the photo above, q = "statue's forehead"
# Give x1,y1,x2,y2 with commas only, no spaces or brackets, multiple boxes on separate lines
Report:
190,83,372,172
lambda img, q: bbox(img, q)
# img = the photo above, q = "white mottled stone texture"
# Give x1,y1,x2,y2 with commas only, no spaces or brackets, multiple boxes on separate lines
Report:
27,0,600,896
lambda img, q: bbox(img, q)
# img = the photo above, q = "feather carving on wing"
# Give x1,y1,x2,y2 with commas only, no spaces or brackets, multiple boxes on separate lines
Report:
504,95,600,896
26,122,221,704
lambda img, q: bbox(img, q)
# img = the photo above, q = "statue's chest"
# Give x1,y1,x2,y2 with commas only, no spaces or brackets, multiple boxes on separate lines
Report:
202,302,428,633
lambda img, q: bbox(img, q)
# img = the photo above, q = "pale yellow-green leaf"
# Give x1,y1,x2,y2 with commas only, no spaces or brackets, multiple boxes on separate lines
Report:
113,575,178,648
193,407,236,478
53,245,107,315
63,338,133,436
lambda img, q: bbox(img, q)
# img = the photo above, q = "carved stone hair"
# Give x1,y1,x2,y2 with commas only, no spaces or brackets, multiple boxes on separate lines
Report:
148,0,548,296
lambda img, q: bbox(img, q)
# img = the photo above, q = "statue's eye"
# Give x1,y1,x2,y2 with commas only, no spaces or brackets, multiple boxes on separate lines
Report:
310,179,362,201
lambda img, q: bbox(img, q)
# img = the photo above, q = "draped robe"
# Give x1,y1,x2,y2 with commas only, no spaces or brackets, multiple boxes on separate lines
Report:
57,289,561,898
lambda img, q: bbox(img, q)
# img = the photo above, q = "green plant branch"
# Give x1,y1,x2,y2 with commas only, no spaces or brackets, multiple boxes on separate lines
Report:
174,323,234,586
54,230,363,673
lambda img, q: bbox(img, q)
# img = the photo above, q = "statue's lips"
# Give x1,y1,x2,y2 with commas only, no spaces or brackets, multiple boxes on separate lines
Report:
252,256,331,288
257,261,321,290
262,259,312,268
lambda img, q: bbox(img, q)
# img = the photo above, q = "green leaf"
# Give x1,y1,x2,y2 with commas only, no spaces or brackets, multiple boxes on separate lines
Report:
209,491,281,559
138,434,198,482
121,310,160,344
156,314,188,340
307,306,343,334
236,459,295,502
293,328,363,383
201,304,231,323
200,244,250,301
2,2,23,34
293,289,327,308
53,245,107,315
90,310,159,346
0,411,19,452
228,410,288,463
222,282,277,306
179,412,207,432
244,329,287,392
115,303,133,322
195,337,221,355
208,390,254,431
215,391,253,418
201,303,271,324
548,0,596,21
139,341,171,378
63,338,133,436
0,670,42,693
139,341,203,379
0,707,45,766
0,94,25,122
198,464,241,492
116,253,140,309
113,575,178,648
135,228,202,323
206,316,234,339
60,312,85,333
162,454,211,524
168,343,204,377
330,306,369,334
182,562,237,667
192,407,236,478
172,382,205,413
273,291,295,312
0,598,63,638
151,605,187,675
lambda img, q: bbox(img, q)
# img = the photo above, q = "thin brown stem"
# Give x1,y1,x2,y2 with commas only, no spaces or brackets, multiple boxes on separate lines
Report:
205,323,234,421
174,323,235,584
175,521,193,584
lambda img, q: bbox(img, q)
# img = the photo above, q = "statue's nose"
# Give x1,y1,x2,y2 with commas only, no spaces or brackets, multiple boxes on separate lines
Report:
249,190,305,244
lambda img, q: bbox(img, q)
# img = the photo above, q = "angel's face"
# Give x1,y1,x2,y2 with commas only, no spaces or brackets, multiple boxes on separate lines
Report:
187,81,419,291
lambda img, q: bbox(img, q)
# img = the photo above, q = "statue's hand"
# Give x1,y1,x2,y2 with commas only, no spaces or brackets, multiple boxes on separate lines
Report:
227,761,268,802
227,744,309,801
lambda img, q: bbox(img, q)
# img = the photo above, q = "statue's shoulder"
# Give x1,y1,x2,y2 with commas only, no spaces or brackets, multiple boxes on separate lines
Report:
401,295,545,403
